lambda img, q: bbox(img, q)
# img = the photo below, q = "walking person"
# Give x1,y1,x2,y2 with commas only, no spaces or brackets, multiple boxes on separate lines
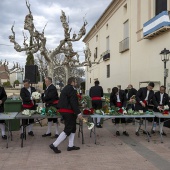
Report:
49,77,82,154
42,77,60,138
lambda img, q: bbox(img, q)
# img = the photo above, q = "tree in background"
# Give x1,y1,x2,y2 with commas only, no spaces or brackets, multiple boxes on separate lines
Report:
26,36,34,65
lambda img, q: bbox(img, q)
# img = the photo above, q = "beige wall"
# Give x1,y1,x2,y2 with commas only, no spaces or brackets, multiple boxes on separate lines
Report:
85,0,170,94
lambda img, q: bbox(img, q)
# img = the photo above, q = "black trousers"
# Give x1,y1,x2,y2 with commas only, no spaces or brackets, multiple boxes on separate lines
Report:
115,118,126,124
92,100,102,110
47,118,58,123
0,120,5,123
61,113,77,136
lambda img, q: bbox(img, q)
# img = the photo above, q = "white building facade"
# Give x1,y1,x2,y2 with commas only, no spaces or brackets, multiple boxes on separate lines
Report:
83,0,170,94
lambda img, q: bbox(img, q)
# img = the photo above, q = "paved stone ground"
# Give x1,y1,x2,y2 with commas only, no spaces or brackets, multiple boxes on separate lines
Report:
0,120,170,170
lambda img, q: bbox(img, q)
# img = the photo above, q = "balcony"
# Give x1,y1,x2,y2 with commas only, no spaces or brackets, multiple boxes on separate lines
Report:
119,37,129,53
143,11,170,39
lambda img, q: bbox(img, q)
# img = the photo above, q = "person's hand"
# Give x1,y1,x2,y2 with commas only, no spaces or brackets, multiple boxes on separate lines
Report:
141,102,146,107
157,106,163,112
78,113,83,120
0,100,2,104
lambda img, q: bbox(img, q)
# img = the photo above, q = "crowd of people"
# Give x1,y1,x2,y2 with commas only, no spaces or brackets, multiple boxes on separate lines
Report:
89,81,170,137
0,77,170,154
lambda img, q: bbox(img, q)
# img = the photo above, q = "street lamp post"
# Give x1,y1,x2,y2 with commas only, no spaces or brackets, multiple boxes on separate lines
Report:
160,48,170,87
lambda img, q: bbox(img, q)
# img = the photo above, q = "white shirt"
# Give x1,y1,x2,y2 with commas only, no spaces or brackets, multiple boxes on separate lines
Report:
27,87,32,100
145,90,149,101
160,93,164,105
117,94,121,102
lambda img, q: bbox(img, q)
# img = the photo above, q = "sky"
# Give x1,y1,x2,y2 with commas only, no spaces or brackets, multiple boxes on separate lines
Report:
0,0,112,68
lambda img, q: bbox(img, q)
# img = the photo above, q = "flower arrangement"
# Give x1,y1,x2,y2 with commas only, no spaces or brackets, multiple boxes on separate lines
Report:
81,118,94,130
162,105,169,115
22,109,36,116
127,95,136,104
83,108,94,115
32,92,41,103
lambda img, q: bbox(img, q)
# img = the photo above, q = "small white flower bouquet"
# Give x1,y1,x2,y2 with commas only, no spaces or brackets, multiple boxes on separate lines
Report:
22,109,35,116
82,118,94,130
32,92,41,100
164,105,169,110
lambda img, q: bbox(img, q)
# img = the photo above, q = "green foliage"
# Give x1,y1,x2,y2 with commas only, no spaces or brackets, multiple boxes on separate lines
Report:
13,80,20,87
3,81,12,87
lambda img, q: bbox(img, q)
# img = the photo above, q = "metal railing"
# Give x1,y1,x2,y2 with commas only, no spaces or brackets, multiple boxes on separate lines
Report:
119,37,129,53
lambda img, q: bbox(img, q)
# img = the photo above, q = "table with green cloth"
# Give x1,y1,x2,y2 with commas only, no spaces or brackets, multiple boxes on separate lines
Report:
90,114,155,144
0,112,19,148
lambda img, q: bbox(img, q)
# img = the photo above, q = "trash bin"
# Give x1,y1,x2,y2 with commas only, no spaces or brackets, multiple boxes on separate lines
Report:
4,99,22,131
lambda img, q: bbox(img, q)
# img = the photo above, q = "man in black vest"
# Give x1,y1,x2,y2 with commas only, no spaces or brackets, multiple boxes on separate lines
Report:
89,80,103,128
49,77,82,154
0,86,7,139
42,77,59,138
152,86,169,135
135,82,155,136
20,79,36,138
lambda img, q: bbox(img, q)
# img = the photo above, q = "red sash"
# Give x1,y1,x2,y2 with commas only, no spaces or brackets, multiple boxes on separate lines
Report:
22,101,34,109
143,100,147,105
116,102,122,107
91,97,101,100
52,100,59,104
58,108,74,114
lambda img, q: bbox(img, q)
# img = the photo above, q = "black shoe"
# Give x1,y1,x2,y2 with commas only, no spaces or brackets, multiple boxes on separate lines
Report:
143,130,147,134
20,133,25,139
2,135,7,140
116,131,120,136
143,131,151,136
55,134,59,138
96,124,102,128
67,146,80,151
49,144,61,154
42,133,51,137
161,131,167,136
123,131,129,136
28,131,34,136
151,130,155,134
135,132,139,136
112,119,115,123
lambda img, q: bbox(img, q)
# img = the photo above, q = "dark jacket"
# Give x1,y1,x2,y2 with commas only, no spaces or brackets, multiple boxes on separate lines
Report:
57,84,81,115
89,85,103,98
20,86,36,105
0,87,7,112
126,88,137,100
135,87,154,111
110,90,126,107
153,91,169,111
42,84,59,107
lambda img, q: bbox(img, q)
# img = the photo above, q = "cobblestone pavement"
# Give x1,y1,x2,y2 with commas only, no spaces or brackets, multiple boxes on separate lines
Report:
0,120,170,170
